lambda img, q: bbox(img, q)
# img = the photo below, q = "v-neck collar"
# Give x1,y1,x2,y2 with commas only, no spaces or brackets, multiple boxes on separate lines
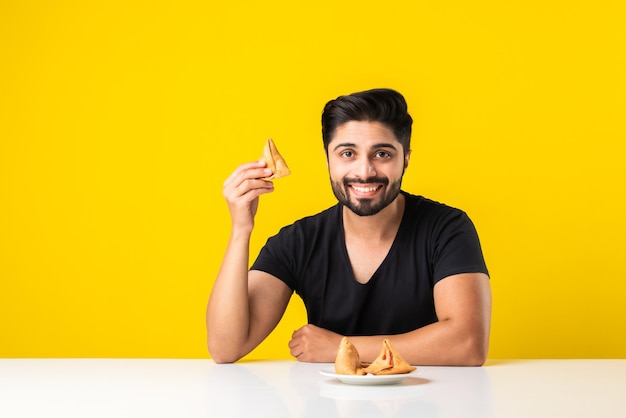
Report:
337,193,409,286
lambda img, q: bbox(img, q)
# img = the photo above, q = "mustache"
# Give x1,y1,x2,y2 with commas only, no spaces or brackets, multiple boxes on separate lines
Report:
343,177,389,186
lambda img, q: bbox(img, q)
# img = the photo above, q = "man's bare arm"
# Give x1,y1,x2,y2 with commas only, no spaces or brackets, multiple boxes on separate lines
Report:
208,267,292,363
206,161,291,363
289,272,491,366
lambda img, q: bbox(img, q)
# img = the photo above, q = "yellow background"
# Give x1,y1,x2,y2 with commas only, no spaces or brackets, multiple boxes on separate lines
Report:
1,0,625,359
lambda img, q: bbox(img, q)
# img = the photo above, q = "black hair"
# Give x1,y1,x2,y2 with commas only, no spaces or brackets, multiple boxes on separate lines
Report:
321,88,413,155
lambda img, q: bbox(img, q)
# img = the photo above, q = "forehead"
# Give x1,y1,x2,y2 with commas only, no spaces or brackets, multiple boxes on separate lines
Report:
329,121,400,148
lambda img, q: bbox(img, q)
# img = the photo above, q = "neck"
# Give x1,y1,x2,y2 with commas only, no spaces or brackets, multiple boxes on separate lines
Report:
342,193,405,240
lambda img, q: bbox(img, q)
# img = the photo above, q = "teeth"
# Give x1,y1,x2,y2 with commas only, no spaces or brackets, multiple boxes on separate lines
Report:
352,185,379,193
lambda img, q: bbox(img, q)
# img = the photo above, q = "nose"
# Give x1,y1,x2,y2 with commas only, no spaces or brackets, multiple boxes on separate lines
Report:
355,155,376,179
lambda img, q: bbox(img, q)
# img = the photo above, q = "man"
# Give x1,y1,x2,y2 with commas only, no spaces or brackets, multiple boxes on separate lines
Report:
207,88,491,365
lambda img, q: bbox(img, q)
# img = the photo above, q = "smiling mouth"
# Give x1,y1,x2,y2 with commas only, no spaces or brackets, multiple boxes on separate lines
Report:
350,185,381,193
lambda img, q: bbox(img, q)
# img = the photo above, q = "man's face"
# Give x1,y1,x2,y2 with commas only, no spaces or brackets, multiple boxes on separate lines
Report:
327,121,410,216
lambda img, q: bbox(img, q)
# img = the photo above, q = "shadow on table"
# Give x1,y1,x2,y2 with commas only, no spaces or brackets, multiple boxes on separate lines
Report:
315,366,494,418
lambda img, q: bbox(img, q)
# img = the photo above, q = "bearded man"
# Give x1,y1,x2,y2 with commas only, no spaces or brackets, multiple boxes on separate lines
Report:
207,88,491,366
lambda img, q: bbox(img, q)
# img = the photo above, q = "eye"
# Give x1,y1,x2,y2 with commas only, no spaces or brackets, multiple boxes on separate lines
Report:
374,150,391,159
340,150,355,158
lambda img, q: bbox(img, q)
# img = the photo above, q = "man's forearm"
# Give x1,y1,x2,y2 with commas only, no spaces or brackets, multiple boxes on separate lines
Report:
349,319,490,366
206,230,253,363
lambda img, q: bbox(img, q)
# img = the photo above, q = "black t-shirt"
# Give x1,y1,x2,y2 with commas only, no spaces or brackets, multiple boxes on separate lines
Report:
251,191,489,336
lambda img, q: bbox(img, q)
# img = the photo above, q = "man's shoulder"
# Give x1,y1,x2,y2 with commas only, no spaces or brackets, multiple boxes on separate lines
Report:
275,203,340,236
296,203,339,224
402,191,464,216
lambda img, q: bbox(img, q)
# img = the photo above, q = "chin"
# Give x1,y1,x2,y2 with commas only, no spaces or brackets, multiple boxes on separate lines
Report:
345,198,386,216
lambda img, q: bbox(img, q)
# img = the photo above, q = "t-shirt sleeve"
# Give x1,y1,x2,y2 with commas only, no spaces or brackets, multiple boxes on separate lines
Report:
431,210,489,284
250,226,299,291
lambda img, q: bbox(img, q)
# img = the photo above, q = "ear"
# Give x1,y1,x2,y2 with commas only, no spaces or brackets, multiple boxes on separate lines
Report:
404,149,412,170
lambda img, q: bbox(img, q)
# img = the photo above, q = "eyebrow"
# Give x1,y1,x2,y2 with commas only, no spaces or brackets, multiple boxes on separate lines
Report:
332,142,399,152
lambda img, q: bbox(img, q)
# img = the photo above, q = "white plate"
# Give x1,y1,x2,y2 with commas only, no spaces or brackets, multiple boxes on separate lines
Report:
319,368,420,386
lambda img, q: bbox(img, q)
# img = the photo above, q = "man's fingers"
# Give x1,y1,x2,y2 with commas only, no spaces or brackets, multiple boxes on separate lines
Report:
223,161,269,188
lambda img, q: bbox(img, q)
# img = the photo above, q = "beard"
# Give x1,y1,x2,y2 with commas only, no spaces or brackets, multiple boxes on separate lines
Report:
331,176,403,216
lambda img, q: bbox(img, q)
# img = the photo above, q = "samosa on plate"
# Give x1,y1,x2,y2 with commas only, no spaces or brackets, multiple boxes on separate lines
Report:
363,339,416,375
334,337,366,375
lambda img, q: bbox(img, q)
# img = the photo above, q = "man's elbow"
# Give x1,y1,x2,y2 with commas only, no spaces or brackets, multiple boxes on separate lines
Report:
459,335,489,366
210,354,238,364
462,349,488,367
208,339,243,364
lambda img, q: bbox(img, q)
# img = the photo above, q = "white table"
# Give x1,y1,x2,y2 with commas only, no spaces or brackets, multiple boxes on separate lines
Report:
1,359,624,417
